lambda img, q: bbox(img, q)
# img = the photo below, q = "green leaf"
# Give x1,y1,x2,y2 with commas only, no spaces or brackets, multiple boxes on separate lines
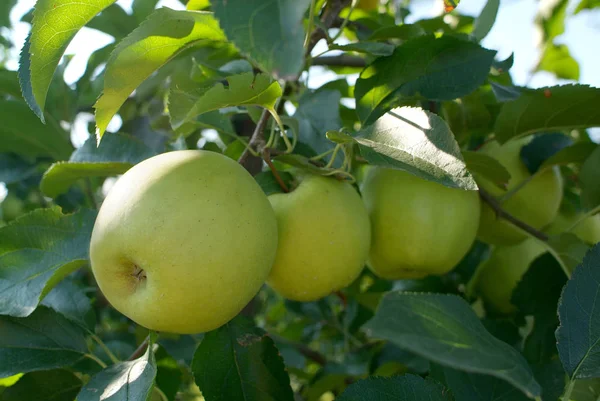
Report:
520,133,573,174
463,151,510,190
472,0,500,41
0,154,36,184
132,0,161,22
155,346,182,401
336,375,451,401
255,171,294,196
0,207,96,317
580,146,600,209
537,44,580,80
22,0,117,119
0,99,71,160
540,142,597,169
443,368,530,401
95,8,227,139
367,24,426,41
494,85,600,143
0,0,17,28
192,315,294,401
546,233,590,274
365,292,541,398
86,4,135,39
41,132,156,198
575,0,600,13
556,244,600,379
41,279,95,330
571,378,600,401
294,90,343,164
0,69,23,99
353,107,478,190
170,72,282,131
212,0,311,80
329,42,395,56
355,35,496,124
77,344,157,401
0,369,81,401
0,306,88,378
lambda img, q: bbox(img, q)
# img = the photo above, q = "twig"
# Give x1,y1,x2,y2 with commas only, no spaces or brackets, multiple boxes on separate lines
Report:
263,149,289,192
269,334,327,365
479,188,549,241
128,336,150,361
306,0,352,55
311,55,367,67
238,110,271,168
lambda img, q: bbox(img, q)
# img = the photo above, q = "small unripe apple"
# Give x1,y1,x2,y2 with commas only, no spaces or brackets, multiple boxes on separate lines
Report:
267,174,370,301
1,193,25,221
546,211,600,245
90,150,278,334
476,137,563,245
360,167,480,280
475,238,546,314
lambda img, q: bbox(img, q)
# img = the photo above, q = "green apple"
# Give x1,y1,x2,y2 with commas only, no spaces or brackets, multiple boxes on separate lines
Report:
476,137,563,245
360,167,480,280
356,0,379,11
475,238,546,314
546,210,600,245
90,150,278,334
267,174,370,301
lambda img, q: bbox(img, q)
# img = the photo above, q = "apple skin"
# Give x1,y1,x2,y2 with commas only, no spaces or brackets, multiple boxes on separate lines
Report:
475,238,546,314
267,174,370,301
476,137,563,245
90,150,278,334
360,167,480,280
546,211,600,245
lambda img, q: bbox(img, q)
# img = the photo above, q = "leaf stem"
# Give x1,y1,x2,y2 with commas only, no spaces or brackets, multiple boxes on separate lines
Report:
238,109,271,168
497,172,537,203
304,0,318,51
330,0,358,43
562,377,576,401
85,353,108,369
263,149,289,193
84,178,98,209
90,333,120,364
479,187,549,241
128,335,150,361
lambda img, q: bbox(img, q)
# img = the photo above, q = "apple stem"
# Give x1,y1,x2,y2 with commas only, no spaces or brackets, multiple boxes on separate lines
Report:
479,188,549,241
263,149,290,193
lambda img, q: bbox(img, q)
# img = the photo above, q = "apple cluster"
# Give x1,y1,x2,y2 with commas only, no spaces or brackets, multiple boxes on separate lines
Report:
89,136,599,334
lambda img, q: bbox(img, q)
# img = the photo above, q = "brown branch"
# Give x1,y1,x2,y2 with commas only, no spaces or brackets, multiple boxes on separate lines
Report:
479,188,549,241
128,336,150,361
263,149,290,192
269,334,327,365
312,55,367,68
238,109,271,170
306,0,352,55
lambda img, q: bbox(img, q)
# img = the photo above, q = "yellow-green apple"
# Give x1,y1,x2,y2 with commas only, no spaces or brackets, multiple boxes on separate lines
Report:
476,137,563,245
267,174,370,301
360,167,480,280
356,0,379,11
475,238,546,314
90,150,278,334
546,210,600,245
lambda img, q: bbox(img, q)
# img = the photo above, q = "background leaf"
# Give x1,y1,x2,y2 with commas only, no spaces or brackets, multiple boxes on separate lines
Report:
353,107,478,190
0,369,81,401
494,85,600,143
0,208,96,317
192,316,294,401
355,35,496,124
336,375,451,401
24,0,117,118
556,244,600,379
471,0,500,42
40,132,156,198
0,99,71,160
365,292,541,398
95,8,227,138
0,307,88,378
212,0,311,80
579,146,600,209
463,151,511,190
